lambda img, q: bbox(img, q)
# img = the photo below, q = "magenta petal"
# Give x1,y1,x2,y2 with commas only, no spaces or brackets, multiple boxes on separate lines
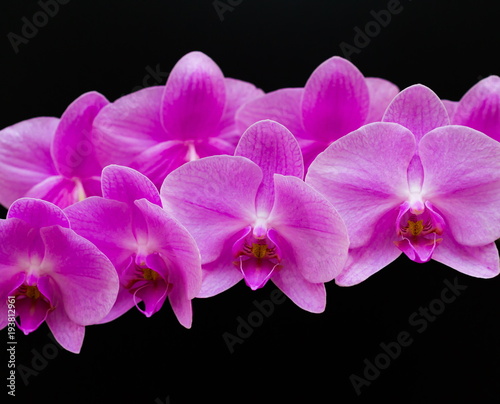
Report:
365,77,400,123
15,294,51,334
420,125,500,246
129,141,188,189
235,120,304,215
161,51,226,140
161,156,261,263
52,91,109,179
336,210,402,286
64,196,136,270
25,175,87,209
452,75,500,141
134,281,168,317
442,100,458,119
101,165,162,207
271,255,327,313
0,117,59,207
239,258,277,290
8,197,70,228
218,77,265,139
382,84,450,142
306,122,416,248
268,175,349,282
134,198,202,301
301,56,369,142
45,305,85,354
93,86,166,166
168,287,194,329
235,88,306,140
432,237,499,279
97,285,136,324
39,225,119,325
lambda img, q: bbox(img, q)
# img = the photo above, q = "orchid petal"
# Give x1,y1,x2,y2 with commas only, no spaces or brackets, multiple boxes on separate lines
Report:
24,175,87,209
160,51,226,140
64,196,136,271
301,56,369,142
268,175,349,282
161,156,261,263
134,198,202,300
420,125,500,245
365,77,400,123
442,100,458,119
336,210,402,286
52,91,109,179
218,77,265,139
432,236,499,278
7,197,70,228
306,122,416,248
45,305,85,354
382,84,450,142
452,75,500,141
0,117,59,207
235,88,306,139
235,120,304,215
40,225,119,325
101,165,162,207
93,86,166,166
271,252,326,313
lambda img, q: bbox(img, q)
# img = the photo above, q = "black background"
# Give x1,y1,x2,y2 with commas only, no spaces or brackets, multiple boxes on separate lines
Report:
2,1,500,403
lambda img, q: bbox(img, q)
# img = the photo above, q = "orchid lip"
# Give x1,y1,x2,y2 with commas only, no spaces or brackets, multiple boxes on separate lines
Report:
395,200,446,262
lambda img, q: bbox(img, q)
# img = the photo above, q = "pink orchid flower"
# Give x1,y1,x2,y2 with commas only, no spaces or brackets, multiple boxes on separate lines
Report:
160,120,349,313
92,51,264,188
306,120,500,286
446,75,500,142
64,165,202,328
235,56,399,168
0,91,109,209
0,198,119,353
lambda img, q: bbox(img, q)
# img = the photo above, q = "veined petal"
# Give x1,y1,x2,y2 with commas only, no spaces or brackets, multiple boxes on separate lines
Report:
336,209,402,286
45,304,85,354
301,56,369,142
40,225,119,325
101,165,162,207
129,140,189,189
161,156,261,263
442,100,458,119
365,77,400,123
7,197,70,229
452,75,500,141
306,122,416,248
235,88,306,140
93,86,166,166
52,91,109,179
0,117,59,208
420,125,500,245
133,198,202,300
161,51,226,140
268,175,349,282
235,120,304,216
64,196,136,271
432,236,499,278
271,250,327,313
25,175,88,209
218,77,265,139
382,84,450,143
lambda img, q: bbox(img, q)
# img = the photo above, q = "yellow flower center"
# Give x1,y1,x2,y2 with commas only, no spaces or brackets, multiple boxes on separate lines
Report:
142,267,159,281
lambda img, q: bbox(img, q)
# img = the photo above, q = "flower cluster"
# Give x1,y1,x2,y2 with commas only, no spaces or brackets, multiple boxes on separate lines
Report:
1,51,499,353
